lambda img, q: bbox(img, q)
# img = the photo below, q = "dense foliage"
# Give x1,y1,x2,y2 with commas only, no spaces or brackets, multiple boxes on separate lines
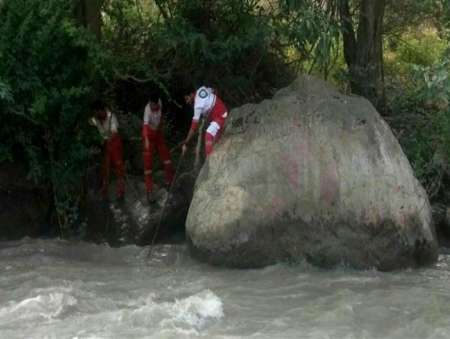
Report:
0,0,106,234
0,0,449,235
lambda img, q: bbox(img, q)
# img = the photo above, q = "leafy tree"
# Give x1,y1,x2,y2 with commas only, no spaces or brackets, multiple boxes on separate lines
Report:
0,0,106,234
75,0,103,40
336,0,386,110
272,0,341,79
102,0,294,106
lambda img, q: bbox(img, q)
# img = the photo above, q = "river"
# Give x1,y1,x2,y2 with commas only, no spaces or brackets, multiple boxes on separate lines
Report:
1,238,450,339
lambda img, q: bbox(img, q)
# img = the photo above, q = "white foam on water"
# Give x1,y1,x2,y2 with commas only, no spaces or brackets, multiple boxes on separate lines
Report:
0,290,77,325
116,289,224,334
49,290,225,338
4,239,450,339
168,289,224,328
89,290,224,338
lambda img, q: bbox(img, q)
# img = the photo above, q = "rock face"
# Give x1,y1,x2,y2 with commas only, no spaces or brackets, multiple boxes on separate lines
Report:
186,75,438,270
447,208,450,232
85,169,196,246
432,203,450,243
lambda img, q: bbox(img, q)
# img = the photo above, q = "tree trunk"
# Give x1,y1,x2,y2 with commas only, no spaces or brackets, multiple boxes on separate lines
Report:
338,0,386,112
74,0,102,40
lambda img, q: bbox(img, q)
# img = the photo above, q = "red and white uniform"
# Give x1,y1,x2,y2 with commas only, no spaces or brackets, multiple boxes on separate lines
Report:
191,87,228,156
90,110,119,140
142,101,174,192
144,100,162,129
91,111,125,198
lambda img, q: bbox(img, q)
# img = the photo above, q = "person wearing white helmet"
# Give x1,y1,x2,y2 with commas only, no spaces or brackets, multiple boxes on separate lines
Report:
182,86,228,157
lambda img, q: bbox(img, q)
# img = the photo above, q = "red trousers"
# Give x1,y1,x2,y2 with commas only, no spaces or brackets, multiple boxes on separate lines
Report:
142,126,174,192
205,96,228,157
101,134,125,198
205,126,220,156
204,118,227,157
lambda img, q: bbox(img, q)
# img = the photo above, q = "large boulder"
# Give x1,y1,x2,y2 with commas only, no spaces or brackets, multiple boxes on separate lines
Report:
186,75,438,270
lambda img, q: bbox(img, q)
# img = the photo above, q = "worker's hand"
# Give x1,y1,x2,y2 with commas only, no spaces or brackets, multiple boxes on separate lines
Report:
144,137,150,150
182,143,188,156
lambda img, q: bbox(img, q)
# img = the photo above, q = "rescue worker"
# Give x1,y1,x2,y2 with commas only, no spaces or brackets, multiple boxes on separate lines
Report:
89,100,125,201
142,93,174,201
182,86,228,157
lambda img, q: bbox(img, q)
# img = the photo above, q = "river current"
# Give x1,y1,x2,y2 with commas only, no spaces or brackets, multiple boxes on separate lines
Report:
1,238,450,339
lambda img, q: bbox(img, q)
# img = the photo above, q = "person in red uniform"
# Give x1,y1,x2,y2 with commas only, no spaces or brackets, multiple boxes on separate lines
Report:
182,86,228,157
90,100,125,201
142,93,174,201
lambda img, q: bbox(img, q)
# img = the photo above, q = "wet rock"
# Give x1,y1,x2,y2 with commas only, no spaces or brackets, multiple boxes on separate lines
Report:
433,203,449,242
446,207,450,234
85,170,196,245
186,75,438,270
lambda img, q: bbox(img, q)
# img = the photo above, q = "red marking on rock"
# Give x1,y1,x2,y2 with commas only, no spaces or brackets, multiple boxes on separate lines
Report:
297,141,310,157
280,153,300,190
320,163,339,206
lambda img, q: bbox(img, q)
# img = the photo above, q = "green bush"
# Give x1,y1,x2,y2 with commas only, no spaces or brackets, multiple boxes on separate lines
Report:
102,0,293,106
101,0,342,107
0,0,106,234
388,57,450,201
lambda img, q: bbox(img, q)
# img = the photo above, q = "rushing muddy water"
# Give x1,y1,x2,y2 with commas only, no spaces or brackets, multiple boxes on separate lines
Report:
1,238,450,339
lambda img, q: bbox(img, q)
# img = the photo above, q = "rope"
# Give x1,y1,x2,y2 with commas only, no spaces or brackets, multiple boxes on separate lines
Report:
146,153,185,260
146,117,206,261
194,118,205,170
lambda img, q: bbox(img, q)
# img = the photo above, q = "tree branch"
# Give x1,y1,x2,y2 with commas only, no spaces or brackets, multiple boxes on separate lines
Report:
6,107,43,126
337,0,357,66
114,72,154,83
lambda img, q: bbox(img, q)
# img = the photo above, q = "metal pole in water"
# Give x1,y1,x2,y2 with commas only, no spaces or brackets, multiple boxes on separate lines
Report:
146,153,185,260
146,118,206,261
